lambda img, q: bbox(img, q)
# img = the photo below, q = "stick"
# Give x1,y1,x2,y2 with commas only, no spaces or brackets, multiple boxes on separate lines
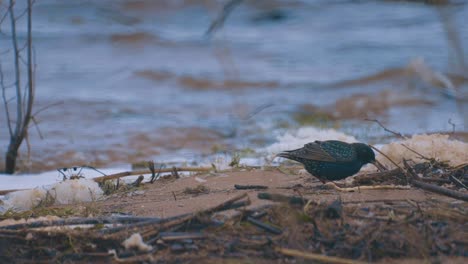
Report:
246,217,282,234
275,247,367,264
325,182,411,192
159,232,206,241
367,144,409,184
411,179,468,202
365,119,407,139
449,175,468,190
234,184,268,190
92,167,212,183
403,160,468,202
205,0,243,36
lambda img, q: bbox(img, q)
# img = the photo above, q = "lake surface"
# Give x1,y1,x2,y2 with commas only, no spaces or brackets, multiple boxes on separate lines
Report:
0,0,467,172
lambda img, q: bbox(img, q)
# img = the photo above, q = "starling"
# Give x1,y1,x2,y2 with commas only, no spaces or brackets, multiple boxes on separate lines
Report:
277,140,379,183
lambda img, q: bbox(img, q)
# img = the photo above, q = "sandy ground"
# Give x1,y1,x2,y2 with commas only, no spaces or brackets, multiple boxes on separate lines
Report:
93,169,455,218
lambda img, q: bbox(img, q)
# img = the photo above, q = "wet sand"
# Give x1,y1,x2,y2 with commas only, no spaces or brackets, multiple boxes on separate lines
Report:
93,169,457,218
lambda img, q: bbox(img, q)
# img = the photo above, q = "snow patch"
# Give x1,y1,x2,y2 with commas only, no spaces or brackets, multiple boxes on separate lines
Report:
122,233,153,252
50,178,103,205
1,179,103,212
1,188,47,211
377,134,467,169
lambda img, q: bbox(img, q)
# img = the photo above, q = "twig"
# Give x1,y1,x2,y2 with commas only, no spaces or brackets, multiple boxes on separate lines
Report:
246,216,282,234
30,116,43,139
403,160,468,202
171,166,180,179
0,63,13,136
234,184,268,190
411,179,468,202
131,175,144,187
418,177,466,185
31,101,63,117
449,175,468,190
159,232,206,241
9,0,22,136
365,119,407,139
205,0,243,37
401,143,432,161
368,144,409,184
325,182,410,192
92,167,212,183
148,161,155,183
448,118,456,134
275,247,366,264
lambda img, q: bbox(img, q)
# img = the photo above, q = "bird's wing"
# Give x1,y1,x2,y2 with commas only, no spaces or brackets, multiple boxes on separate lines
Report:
283,141,337,162
314,140,357,162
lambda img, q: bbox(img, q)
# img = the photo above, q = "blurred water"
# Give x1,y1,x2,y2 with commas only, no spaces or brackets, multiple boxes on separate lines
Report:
0,0,466,171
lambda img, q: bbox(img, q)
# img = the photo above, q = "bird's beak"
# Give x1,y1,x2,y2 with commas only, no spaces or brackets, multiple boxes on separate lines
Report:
371,160,387,171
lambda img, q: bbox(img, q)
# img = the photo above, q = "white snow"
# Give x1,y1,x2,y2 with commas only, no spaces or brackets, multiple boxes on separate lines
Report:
122,233,153,252
0,166,130,190
1,188,48,211
50,178,103,204
0,167,129,212
1,178,104,212
377,134,468,169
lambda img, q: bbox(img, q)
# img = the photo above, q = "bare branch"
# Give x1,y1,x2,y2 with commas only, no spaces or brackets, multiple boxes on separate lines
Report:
448,118,456,133
0,63,13,136
8,0,23,136
205,0,243,37
32,102,63,116
365,119,407,139
30,116,43,139
3,0,36,173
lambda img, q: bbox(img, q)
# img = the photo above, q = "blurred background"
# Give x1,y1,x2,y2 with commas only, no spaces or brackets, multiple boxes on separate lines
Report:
0,0,467,172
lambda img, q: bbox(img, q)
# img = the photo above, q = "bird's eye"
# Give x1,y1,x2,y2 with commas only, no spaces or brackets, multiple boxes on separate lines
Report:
63,168,68,172
73,167,77,171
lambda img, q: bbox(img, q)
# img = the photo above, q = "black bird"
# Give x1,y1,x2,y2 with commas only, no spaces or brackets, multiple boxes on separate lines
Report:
277,140,380,183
